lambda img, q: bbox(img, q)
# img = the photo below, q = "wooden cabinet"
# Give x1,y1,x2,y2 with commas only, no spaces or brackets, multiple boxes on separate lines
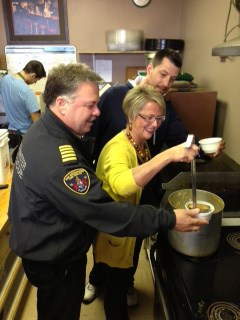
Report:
166,89,217,139
0,177,28,320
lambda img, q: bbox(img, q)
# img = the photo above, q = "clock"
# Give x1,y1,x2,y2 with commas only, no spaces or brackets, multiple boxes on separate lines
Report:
132,0,151,8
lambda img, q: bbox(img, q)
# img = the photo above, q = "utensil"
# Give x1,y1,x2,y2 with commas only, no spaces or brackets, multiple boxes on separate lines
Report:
185,134,197,208
191,158,197,208
187,134,213,214
190,154,213,214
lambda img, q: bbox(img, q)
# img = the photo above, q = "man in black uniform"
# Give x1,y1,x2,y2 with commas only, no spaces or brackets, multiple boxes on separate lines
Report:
8,63,206,320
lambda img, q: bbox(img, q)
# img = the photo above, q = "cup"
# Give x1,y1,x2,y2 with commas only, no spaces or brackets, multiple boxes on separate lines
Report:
185,200,215,221
199,137,222,154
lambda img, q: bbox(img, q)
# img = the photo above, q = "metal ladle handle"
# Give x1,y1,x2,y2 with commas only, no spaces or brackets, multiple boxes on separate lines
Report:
185,134,197,208
191,158,197,208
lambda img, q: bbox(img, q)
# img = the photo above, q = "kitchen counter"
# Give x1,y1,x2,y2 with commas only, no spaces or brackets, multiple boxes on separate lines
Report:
0,175,11,232
160,152,240,184
0,175,12,272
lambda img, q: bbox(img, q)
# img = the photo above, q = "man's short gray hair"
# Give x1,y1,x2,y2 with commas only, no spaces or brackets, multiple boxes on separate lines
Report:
43,63,103,107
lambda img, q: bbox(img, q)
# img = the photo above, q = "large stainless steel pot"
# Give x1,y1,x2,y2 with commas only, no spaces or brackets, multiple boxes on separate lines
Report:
106,29,143,51
168,189,225,257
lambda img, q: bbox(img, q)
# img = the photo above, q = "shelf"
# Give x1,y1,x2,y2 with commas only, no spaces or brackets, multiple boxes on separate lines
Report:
0,256,22,310
79,51,147,55
7,272,28,320
0,250,29,320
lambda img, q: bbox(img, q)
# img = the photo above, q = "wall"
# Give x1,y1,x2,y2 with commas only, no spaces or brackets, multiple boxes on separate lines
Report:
67,0,182,52
0,0,182,67
181,0,240,164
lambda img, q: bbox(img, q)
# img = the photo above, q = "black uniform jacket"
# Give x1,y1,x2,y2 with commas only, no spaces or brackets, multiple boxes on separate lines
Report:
8,108,176,263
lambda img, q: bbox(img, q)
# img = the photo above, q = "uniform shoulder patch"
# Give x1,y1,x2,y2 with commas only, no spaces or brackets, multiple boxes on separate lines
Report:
64,169,90,194
59,145,77,164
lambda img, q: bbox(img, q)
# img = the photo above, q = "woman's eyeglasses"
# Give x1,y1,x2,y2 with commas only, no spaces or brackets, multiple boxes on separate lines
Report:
138,113,166,124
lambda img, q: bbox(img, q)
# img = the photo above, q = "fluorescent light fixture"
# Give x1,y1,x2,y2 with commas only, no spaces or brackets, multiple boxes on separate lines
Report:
212,36,240,56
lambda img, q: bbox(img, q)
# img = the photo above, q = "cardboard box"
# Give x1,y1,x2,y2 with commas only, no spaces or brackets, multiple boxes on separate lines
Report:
126,66,146,81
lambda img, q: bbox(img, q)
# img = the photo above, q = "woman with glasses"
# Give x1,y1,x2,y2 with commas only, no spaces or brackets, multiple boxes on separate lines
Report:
93,85,199,320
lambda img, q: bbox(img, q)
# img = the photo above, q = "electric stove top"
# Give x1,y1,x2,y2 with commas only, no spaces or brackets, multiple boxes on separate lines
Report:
151,226,240,320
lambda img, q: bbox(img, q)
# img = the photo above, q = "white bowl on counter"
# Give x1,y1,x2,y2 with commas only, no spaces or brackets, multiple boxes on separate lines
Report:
199,137,222,154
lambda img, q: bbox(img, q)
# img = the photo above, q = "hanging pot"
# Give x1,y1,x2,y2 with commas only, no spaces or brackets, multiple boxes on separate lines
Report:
168,189,225,257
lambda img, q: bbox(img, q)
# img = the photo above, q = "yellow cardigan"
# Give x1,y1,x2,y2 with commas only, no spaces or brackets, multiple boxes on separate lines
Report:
94,130,142,268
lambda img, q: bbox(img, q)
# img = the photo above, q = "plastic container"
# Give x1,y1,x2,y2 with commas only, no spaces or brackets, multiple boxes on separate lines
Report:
145,39,184,51
0,129,10,184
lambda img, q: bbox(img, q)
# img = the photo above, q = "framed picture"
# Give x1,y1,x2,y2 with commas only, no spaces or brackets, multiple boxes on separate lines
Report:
2,0,69,44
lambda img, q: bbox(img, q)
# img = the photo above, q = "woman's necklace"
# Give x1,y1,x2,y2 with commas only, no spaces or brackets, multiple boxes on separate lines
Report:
125,130,151,164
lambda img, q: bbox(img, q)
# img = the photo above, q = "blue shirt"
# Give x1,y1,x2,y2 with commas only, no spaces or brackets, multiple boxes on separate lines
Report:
1,75,39,133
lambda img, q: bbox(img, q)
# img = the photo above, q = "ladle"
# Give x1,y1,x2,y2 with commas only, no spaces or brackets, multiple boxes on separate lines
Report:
186,134,213,214
186,134,196,208
188,162,214,214
191,158,197,208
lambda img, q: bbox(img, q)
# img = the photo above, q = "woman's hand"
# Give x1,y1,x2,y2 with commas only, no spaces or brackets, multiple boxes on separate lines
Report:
168,143,199,163
206,139,225,158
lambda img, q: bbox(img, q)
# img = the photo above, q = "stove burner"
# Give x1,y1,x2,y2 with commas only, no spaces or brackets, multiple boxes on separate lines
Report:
227,232,240,250
206,301,240,320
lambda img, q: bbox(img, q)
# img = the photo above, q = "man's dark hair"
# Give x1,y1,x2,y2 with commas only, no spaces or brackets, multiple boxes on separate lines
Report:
23,60,46,78
152,48,182,69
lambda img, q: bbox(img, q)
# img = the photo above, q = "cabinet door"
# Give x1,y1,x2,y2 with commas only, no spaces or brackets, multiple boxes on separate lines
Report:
168,91,217,139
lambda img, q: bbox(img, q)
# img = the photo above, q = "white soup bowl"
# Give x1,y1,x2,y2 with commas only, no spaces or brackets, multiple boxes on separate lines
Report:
199,137,222,154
